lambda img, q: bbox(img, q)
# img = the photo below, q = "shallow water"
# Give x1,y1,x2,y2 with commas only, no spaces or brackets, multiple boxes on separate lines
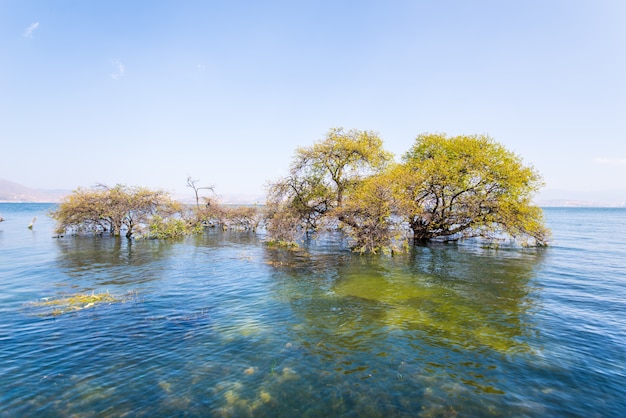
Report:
1,203,625,417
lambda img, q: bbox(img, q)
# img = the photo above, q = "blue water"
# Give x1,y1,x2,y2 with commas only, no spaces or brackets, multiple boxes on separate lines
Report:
0,203,625,417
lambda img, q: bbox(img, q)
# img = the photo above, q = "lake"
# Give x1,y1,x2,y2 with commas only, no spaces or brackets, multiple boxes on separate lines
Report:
1,203,625,417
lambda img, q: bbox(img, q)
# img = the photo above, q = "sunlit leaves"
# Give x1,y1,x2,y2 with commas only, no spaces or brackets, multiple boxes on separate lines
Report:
266,130,549,251
337,172,407,254
51,184,185,238
265,128,393,244
397,133,549,245
293,127,393,206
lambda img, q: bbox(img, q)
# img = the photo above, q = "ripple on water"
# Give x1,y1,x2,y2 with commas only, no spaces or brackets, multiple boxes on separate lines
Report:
1,206,626,416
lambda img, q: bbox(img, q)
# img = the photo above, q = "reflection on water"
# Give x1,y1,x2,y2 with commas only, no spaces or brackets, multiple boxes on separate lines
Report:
1,205,625,416
261,242,545,415
55,237,176,287
57,237,163,270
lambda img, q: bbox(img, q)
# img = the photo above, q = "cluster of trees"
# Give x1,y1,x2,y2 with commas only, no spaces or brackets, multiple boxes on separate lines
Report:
265,129,549,252
51,184,262,239
51,128,549,251
185,176,263,232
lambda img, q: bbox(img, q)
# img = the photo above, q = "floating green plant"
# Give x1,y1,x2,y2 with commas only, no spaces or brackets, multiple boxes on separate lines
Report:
29,291,130,317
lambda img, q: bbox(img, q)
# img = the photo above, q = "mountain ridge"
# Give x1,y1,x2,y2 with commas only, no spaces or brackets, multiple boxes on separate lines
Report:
0,179,69,202
0,179,264,205
2,178,624,207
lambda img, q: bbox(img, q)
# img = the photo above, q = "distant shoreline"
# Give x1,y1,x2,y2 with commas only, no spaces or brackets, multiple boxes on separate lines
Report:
1,200,625,209
1,178,624,208
537,201,626,208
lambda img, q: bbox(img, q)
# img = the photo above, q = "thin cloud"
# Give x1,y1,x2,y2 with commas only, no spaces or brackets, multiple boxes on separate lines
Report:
592,157,626,165
111,60,125,80
23,22,40,38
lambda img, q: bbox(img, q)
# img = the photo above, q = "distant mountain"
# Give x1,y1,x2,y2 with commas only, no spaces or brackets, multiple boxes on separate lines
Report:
536,189,626,208
0,179,69,202
538,199,626,208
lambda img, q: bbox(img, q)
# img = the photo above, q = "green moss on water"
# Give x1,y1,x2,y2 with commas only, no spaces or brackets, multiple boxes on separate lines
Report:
29,291,128,317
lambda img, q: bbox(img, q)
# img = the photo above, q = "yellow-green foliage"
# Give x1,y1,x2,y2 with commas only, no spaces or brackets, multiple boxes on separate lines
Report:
266,129,550,251
29,291,125,316
265,127,393,246
51,184,184,238
397,133,550,244
292,127,393,207
146,216,202,239
264,239,300,249
337,173,407,254
192,199,262,232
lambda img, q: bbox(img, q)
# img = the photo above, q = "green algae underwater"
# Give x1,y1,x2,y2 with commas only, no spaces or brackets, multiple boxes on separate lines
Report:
1,203,626,416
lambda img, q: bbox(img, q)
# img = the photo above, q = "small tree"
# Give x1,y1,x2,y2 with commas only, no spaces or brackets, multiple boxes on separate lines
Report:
187,177,214,211
50,187,110,235
265,127,393,244
223,205,262,231
190,196,262,232
336,172,407,253
51,184,186,238
264,190,305,244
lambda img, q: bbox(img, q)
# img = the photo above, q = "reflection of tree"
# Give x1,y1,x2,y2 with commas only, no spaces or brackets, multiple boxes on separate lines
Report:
190,228,261,249
265,243,544,353
407,245,546,349
55,237,175,287
262,242,545,400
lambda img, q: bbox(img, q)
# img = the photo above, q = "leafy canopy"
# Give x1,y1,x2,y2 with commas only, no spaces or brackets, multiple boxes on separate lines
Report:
265,128,392,243
51,184,185,238
266,130,550,251
396,133,549,245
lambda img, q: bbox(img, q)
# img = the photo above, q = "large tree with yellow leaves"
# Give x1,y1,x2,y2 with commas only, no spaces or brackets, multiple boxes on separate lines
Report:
395,133,549,245
266,130,549,251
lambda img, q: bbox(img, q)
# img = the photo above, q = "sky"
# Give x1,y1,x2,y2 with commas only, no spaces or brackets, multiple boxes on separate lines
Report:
1,0,625,204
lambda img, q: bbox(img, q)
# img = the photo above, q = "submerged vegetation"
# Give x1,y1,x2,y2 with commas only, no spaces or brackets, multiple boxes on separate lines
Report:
27,291,132,317
50,184,262,240
266,129,550,252
50,128,550,252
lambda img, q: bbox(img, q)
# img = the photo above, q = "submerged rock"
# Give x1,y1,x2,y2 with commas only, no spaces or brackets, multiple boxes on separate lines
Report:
259,391,271,403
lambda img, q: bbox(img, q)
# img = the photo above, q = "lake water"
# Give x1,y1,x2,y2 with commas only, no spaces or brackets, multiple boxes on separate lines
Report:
1,203,625,417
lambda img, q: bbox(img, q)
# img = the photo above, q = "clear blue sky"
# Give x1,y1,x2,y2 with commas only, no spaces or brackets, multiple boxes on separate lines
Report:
1,1,625,203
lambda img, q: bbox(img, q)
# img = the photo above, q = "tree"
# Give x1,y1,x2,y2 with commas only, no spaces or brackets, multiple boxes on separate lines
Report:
265,127,393,243
395,133,549,245
335,172,406,253
186,193,263,233
186,177,215,210
50,186,109,235
51,184,186,238
292,127,392,207
267,130,550,251
222,205,262,231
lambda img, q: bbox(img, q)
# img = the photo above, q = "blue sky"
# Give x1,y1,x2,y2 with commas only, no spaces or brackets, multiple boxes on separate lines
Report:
1,1,625,203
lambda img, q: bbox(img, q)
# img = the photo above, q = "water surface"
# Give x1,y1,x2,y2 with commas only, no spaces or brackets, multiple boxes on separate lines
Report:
1,203,624,416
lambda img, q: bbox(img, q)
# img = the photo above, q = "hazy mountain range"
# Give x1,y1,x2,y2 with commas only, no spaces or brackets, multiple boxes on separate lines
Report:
0,179,70,202
0,179,263,205
537,189,626,208
0,178,623,207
